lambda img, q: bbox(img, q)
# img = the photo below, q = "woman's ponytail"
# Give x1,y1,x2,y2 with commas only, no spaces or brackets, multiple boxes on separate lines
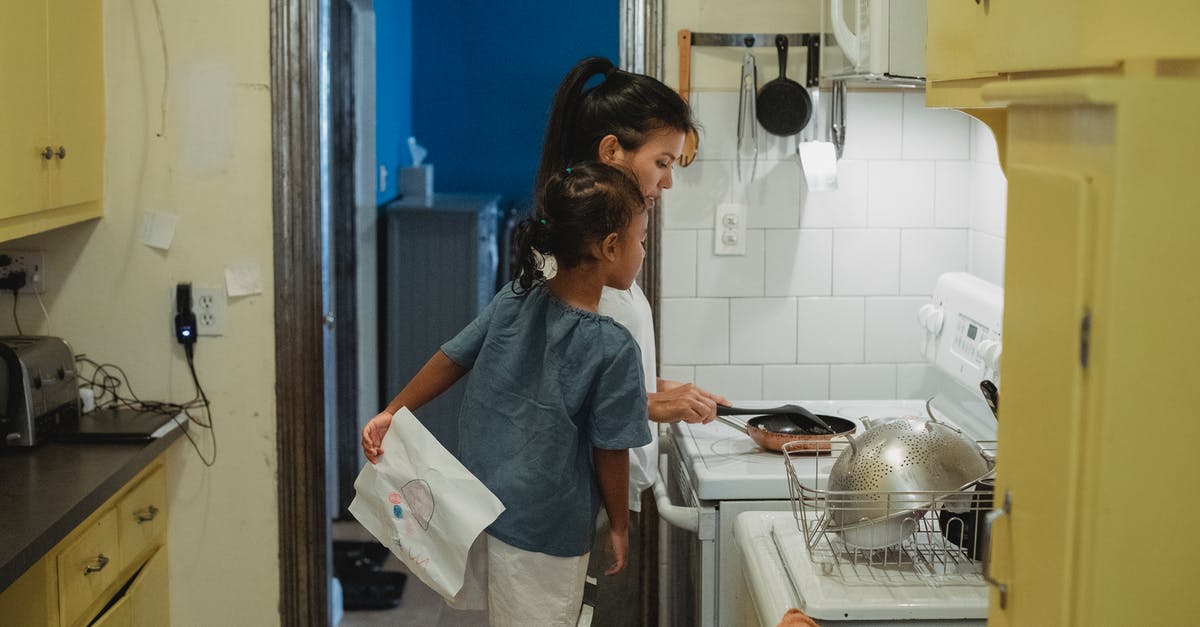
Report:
536,58,614,198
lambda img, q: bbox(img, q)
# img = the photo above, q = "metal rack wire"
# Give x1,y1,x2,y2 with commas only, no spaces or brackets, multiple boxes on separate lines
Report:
782,438,998,585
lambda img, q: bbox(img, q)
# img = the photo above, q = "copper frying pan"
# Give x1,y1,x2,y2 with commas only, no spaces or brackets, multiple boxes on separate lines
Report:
715,411,856,453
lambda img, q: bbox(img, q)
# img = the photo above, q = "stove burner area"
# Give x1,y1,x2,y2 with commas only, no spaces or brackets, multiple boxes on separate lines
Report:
835,405,925,421
706,434,780,464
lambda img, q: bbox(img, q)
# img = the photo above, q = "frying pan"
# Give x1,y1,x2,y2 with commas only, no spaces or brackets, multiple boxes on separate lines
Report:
714,409,856,454
756,35,811,137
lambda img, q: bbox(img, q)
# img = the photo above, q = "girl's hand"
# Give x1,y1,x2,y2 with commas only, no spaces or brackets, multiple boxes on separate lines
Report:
361,411,394,463
604,525,629,575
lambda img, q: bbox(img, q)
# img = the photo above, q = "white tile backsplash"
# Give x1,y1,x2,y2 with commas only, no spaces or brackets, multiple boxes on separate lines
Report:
697,230,766,297
745,159,802,228
830,364,898,399
801,159,869,228
934,161,971,228
730,298,798,364
763,365,831,400
657,89,1006,401
660,298,729,364
695,365,763,400
864,297,929,363
900,229,968,295
764,229,833,296
868,160,936,227
902,92,972,161
842,92,903,160
833,230,900,295
661,229,697,298
796,298,864,363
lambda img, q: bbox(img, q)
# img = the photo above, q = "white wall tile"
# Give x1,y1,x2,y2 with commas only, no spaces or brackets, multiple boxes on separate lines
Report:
830,364,898,399
745,159,802,228
765,229,833,296
864,297,928,363
691,91,738,161
935,161,971,228
796,298,864,363
832,230,900,295
664,160,730,230
661,298,729,364
902,91,972,161
841,92,903,160
970,231,1006,287
801,159,868,228
697,230,766,297
661,229,697,298
900,229,968,296
763,365,830,400
731,298,798,364
695,365,762,400
868,160,936,227
970,162,1008,237
970,118,1001,165
660,365,695,385
897,364,939,399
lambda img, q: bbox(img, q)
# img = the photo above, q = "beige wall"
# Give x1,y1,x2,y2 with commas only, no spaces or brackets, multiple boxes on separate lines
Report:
9,1,280,624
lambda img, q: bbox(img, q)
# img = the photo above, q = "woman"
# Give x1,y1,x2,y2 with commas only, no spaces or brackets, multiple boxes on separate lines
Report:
537,57,729,515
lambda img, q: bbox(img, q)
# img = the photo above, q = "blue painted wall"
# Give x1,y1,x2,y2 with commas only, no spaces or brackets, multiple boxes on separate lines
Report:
375,0,414,205
375,1,617,208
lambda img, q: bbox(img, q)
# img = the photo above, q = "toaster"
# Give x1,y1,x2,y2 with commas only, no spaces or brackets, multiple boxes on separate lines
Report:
0,336,80,447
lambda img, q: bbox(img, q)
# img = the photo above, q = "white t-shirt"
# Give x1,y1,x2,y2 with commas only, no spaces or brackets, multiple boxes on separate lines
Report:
598,282,657,512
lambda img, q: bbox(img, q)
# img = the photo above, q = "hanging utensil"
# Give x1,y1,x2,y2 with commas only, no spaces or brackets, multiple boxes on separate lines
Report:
797,37,838,191
736,43,759,183
980,380,999,420
756,35,811,137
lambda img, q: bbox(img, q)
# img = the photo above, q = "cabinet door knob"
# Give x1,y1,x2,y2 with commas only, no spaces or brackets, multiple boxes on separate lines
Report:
84,553,110,575
55,146,67,159
42,146,54,160
135,504,160,523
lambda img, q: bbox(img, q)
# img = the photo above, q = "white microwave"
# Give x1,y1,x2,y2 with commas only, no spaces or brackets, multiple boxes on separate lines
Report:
823,0,926,85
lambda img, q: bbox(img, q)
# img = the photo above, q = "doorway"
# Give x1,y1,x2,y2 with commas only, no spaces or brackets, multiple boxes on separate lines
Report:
272,1,664,624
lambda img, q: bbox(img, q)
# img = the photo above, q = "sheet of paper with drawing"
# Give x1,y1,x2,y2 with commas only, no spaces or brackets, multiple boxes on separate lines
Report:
349,408,505,599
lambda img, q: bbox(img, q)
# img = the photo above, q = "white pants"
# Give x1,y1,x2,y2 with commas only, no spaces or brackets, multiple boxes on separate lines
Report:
441,533,590,627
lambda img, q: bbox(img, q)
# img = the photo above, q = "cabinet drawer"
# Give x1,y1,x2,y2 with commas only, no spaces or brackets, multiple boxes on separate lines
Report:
86,547,170,627
117,465,167,563
58,508,120,626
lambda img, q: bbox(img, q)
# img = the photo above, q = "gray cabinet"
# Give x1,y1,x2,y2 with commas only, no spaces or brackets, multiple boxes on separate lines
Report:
379,193,500,454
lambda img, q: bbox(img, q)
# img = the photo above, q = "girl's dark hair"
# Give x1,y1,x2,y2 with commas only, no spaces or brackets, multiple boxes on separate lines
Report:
514,162,646,292
536,57,696,195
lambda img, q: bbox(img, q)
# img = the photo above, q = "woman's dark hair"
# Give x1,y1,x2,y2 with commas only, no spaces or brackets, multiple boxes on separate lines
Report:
514,162,646,292
536,57,696,195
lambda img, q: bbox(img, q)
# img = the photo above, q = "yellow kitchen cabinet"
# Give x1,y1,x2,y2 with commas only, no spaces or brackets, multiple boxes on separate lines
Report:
980,76,1200,625
0,0,104,243
0,462,170,626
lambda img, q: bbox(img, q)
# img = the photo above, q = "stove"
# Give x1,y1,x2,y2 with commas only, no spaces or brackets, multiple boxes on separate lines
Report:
655,273,1004,627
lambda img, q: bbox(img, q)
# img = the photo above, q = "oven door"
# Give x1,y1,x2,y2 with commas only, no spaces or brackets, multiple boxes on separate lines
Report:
655,438,716,627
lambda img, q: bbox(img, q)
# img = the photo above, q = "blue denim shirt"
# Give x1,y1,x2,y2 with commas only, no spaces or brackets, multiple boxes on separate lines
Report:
441,282,650,557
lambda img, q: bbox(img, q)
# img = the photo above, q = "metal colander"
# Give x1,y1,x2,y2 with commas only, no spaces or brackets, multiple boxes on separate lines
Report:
825,402,991,548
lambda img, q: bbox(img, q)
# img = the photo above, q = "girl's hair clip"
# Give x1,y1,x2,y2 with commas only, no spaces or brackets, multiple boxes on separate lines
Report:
565,167,572,174
539,218,547,225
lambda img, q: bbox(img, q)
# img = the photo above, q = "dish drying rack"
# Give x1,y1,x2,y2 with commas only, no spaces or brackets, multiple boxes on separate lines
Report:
782,437,998,585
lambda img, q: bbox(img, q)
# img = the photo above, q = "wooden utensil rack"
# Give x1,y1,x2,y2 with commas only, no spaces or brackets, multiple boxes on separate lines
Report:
677,30,819,103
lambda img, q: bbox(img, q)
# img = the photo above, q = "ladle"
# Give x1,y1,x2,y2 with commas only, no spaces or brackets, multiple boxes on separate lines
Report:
716,404,836,434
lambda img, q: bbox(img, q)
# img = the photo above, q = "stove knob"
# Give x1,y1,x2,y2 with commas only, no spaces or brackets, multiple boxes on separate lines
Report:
978,340,1002,371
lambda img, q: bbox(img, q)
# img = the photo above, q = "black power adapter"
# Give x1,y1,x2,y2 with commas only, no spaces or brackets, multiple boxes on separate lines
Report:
175,283,197,345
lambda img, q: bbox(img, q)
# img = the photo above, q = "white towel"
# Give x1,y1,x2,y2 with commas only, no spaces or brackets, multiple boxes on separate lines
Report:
349,407,506,599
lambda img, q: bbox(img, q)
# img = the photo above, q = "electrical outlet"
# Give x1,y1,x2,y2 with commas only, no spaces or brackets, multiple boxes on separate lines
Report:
713,203,747,256
193,287,225,336
0,250,47,293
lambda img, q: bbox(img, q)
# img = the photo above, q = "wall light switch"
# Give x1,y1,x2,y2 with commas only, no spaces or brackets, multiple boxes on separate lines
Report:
713,203,747,256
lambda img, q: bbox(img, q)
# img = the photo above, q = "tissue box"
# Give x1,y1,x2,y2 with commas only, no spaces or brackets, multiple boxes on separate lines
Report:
399,165,434,204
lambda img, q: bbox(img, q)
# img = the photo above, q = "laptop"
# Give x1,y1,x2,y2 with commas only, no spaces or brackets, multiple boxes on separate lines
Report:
57,407,186,443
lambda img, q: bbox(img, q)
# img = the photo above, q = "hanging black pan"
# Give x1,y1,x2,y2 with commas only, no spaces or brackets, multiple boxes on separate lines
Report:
756,34,811,136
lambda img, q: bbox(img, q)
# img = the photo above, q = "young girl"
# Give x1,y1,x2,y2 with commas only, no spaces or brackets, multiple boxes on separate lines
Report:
361,161,652,626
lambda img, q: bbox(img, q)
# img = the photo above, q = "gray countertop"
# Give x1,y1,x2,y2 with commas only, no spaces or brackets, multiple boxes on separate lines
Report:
0,427,185,592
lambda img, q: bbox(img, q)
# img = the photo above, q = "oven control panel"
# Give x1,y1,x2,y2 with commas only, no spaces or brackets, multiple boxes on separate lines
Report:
924,273,1004,389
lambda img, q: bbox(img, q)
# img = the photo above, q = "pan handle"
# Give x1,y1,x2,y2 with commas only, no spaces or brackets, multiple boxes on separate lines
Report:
714,413,750,433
